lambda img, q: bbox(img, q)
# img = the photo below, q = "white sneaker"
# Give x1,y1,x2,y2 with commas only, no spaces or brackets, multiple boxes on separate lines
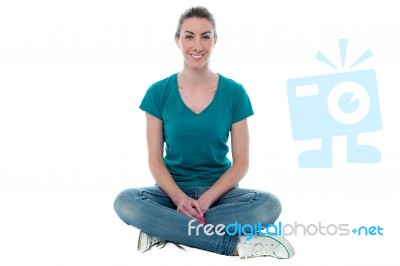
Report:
237,234,295,259
137,231,166,253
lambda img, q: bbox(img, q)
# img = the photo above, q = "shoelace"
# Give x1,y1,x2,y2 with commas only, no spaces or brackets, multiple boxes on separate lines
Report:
151,240,186,251
160,241,186,251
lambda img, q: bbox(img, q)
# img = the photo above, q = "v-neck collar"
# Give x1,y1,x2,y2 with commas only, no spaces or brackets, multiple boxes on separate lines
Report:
175,73,221,115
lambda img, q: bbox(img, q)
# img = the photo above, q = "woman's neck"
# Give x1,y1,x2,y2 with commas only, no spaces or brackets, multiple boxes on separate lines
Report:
179,66,215,87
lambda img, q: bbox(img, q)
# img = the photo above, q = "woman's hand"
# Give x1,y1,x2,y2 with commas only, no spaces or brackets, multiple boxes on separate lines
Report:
197,194,214,214
175,195,206,224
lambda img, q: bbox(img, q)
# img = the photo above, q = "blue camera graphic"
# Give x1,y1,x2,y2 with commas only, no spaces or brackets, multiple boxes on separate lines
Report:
286,40,382,168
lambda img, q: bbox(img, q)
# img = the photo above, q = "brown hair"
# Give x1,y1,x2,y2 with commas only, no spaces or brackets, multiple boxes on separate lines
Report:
175,6,217,38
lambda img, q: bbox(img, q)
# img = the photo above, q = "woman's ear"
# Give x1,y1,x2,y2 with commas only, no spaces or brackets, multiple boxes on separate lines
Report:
175,36,181,48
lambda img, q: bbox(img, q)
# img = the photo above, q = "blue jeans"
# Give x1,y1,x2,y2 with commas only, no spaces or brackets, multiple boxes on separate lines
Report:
113,186,282,255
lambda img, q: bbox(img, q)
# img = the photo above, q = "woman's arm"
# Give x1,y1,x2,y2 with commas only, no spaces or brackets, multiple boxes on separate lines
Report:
145,113,205,222
198,118,250,212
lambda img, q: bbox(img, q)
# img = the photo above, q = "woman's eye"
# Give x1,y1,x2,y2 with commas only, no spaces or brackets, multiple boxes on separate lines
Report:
185,35,194,39
202,35,210,39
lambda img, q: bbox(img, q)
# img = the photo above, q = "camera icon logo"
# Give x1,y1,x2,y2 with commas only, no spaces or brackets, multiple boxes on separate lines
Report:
286,39,382,168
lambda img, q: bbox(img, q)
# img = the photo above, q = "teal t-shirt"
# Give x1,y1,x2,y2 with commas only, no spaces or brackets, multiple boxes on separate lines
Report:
139,73,254,186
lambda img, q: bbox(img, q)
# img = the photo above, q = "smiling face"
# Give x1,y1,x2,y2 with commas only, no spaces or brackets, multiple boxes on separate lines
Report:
175,17,217,71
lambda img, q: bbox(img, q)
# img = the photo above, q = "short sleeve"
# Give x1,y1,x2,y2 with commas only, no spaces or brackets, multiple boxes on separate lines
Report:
139,83,163,120
232,85,254,124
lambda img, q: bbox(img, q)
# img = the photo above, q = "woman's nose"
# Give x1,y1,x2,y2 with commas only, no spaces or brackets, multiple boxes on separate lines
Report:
193,38,203,52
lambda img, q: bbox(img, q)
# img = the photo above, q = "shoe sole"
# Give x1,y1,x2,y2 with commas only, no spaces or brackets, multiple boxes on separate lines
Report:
137,231,149,253
261,235,295,259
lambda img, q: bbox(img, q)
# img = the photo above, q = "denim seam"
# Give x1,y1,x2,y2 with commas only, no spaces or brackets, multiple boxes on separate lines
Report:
219,191,260,201
207,191,260,214
139,189,170,199
206,201,254,215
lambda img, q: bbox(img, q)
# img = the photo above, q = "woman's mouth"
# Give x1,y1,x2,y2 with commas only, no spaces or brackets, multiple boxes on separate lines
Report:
190,54,204,60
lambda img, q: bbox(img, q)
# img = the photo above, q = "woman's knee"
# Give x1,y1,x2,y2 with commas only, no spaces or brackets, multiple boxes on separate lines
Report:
113,188,141,223
257,191,282,224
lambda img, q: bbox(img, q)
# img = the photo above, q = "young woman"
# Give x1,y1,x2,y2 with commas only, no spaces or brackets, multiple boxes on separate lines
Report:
114,6,294,259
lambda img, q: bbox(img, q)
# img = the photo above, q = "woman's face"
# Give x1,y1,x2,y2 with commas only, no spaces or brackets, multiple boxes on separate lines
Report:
176,17,216,70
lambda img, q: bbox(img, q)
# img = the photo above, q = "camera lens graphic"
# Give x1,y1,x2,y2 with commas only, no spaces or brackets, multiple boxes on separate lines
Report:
327,81,371,125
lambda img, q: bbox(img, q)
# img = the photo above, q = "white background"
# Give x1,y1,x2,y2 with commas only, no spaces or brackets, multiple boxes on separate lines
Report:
1,0,399,265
